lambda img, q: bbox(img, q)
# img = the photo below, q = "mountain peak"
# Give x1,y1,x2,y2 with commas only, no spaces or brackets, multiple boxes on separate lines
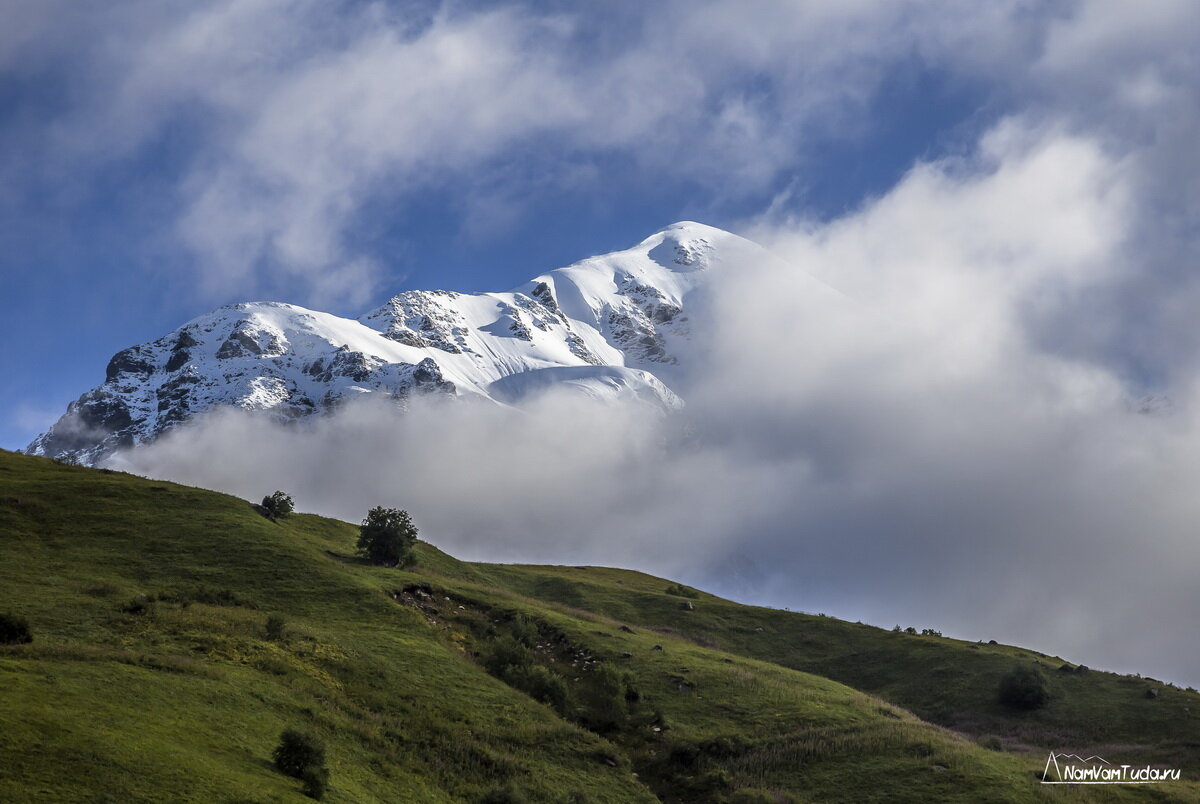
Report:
28,224,811,464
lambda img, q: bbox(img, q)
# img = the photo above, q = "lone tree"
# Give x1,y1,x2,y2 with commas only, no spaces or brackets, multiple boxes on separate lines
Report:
357,507,418,567
272,729,328,799
997,664,1050,710
0,612,32,645
261,491,294,521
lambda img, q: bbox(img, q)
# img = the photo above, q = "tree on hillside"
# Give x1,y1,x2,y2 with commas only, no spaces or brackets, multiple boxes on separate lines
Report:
356,507,418,567
272,729,328,799
261,491,294,521
997,663,1050,710
0,612,32,645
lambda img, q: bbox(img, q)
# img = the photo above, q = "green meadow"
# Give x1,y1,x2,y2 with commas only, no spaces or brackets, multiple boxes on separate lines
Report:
1,449,1196,802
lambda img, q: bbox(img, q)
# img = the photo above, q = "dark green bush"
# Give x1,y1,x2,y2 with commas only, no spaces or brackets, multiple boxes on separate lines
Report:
729,789,794,804
265,614,287,641
508,665,568,711
997,664,1050,710
0,612,32,645
480,782,529,803
664,583,699,599
356,506,418,567
485,635,534,677
273,729,326,779
299,765,329,800
161,586,256,609
121,595,155,615
261,490,294,520
581,664,629,730
507,612,538,647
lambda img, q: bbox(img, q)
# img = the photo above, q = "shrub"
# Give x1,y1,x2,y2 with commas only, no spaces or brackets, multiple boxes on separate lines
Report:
480,782,529,804
729,790,795,804
997,664,1050,710
979,735,1005,751
261,491,294,521
581,664,629,730
161,586,256,609
507,612,538,647
664,583,699,599
122,595,155,616
299,765,329,800
273,729,326,779
485,635,533,677
509,665,568,711
0,612,32,645
356,507,418,567
265,614,287,641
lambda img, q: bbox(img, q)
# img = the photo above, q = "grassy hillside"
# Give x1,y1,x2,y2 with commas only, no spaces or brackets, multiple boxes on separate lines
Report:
0,450,1196,802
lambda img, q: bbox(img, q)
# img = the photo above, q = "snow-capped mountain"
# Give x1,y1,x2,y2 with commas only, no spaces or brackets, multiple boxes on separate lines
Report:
29,222,777,464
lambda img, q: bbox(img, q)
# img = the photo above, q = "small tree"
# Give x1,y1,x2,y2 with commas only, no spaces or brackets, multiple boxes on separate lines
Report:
0,613,32,645
273,729,326,779
997,664,1050,710
261,491,294,521
356,507,418,567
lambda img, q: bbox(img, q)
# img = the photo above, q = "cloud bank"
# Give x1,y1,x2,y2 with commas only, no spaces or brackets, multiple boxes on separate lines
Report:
117,115,1200,686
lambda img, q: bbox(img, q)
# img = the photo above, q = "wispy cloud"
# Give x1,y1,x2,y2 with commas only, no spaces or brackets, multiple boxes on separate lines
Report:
1,0,1072,305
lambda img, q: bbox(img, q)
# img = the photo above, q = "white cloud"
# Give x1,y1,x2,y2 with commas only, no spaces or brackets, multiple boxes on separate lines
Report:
3,0,1075,304
114,115,1200,686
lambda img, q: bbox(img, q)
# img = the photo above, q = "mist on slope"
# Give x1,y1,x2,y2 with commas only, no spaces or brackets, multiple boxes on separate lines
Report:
113,124,1200,688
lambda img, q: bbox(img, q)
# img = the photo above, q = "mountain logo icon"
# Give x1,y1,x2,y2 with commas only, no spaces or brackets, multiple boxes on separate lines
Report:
1041,752,1181,784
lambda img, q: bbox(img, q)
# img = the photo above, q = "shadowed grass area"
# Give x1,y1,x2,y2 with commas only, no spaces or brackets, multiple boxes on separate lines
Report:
0,449,1196,802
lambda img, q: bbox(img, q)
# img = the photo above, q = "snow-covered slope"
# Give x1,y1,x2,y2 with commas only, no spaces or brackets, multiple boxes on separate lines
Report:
28,222,792,464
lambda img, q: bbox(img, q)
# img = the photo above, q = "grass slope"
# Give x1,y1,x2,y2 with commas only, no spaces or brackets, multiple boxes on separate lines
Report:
0,450,1195,802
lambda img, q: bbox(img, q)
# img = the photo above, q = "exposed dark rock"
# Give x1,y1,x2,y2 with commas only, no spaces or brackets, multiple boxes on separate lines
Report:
530,281,558,312
165,348,191,372
412,358,450,389
105,346,156,381
508,313,533,340
384,329,430,348
216,324,264,359
565,332,603,365
318,347,380,383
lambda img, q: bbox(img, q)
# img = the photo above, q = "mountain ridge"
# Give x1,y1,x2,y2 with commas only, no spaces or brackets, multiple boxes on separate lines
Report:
29,221,776,465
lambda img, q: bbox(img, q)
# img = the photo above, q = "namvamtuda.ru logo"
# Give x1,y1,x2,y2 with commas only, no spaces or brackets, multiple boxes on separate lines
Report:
1041,753,1182,784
